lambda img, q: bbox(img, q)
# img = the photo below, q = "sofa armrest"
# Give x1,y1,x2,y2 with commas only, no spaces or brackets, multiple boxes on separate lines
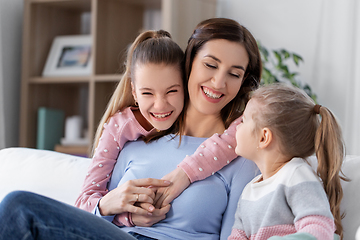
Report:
0,147,91,205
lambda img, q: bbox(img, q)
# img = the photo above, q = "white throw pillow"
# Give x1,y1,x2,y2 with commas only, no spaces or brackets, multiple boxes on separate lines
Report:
0,147,91,205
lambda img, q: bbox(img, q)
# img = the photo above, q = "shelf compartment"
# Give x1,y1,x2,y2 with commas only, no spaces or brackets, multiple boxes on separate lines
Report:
25,0,91,77
23,82,89,148
94,0,161,75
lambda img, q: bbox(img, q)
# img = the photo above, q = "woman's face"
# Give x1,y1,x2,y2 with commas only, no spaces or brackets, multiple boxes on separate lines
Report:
132,63,184,131
187,39,249,117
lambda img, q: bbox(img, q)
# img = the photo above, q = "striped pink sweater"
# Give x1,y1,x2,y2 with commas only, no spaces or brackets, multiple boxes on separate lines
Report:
228,158,335,240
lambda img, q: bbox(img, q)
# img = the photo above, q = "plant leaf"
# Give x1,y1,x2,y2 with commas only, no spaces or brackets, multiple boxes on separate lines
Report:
293,54,303,66
281,49,290,59
273,50,282,63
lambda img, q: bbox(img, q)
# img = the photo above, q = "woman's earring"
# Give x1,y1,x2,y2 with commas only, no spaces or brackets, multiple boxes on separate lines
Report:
135,101,138,107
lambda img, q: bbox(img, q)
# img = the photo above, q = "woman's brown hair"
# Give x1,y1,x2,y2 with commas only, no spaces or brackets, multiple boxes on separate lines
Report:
183,18,262,130
251,83,348,239
92,30,184,154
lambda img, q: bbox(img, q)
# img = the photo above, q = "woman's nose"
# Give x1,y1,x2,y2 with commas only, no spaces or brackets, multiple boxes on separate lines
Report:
211,72,226,89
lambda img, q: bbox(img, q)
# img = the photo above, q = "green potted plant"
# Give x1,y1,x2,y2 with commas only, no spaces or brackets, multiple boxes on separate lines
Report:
258,42,317,102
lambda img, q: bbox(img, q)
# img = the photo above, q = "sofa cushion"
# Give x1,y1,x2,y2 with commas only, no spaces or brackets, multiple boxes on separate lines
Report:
338,155,360,240
308,155,360,240
0,147,90,205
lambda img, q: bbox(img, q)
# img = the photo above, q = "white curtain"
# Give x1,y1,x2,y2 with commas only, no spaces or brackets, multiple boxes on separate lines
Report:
0,0,23,149
0,21,5,149
218,0,360,155
312,0,360,155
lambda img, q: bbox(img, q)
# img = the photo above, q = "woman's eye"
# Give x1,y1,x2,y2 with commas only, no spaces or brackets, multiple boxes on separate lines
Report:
230,73,241,78
205,63,216,69
141,92,152,95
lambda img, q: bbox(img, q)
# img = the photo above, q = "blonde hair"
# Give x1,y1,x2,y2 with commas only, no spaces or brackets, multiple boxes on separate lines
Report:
251,83,347,239
92,30,184,154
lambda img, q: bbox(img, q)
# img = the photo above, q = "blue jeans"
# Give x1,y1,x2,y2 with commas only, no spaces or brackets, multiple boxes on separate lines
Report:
0,191,137,240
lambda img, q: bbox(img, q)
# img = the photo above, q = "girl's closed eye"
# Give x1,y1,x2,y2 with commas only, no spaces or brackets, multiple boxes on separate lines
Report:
141,91,153,95
167,89,178,94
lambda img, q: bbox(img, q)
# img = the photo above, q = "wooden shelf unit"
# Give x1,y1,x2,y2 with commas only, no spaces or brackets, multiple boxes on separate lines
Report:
19,0,217,155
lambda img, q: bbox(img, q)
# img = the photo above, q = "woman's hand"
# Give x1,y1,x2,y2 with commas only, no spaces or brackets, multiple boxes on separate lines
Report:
132,202,171,227
153,167,191,208
98,178,170,216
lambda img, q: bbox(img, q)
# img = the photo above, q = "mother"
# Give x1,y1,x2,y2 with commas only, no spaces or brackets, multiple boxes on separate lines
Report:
0,18,261,240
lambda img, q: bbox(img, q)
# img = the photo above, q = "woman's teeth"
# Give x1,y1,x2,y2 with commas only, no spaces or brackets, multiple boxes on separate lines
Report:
152,112,171,118
203,87,222,99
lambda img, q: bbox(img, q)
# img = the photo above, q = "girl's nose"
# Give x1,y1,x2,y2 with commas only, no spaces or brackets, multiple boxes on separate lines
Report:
153,96,168,110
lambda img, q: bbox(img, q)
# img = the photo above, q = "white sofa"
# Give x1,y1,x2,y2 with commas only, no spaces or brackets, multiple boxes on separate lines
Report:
0,147,359,240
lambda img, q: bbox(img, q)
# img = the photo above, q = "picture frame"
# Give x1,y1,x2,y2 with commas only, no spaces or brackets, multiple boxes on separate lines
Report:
42,35,92,77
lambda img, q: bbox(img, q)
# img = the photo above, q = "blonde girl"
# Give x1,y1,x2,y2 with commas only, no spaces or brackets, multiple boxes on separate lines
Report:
75,30,185,216
230,83,347,240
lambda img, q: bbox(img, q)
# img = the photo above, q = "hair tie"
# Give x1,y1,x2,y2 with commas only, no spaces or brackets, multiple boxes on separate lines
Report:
313,104,321,114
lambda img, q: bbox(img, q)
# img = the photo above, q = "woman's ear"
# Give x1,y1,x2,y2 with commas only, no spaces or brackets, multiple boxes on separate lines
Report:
258,127,272,149
131,82,137,102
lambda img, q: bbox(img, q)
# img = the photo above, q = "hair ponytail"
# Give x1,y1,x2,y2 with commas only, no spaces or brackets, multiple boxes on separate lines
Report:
251,83,348,239
315,106,348,239
92,30,184,154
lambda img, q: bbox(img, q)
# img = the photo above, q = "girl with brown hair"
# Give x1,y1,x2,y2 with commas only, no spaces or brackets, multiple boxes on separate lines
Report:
230,83,347,240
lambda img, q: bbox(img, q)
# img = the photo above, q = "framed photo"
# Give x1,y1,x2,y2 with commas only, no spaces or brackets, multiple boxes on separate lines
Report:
42,35,92,77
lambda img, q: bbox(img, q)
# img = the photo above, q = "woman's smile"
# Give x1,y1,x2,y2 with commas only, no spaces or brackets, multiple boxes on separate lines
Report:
201,86,224,103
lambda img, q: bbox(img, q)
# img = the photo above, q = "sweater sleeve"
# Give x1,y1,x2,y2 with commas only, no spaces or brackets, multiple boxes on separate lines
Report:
286,164,336,240
178,117,240,182
228,228,248,240
74,108,152,215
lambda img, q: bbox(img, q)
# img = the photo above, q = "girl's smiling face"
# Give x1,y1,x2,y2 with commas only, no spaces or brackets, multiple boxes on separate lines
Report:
132,63,184,131
187,39,249,117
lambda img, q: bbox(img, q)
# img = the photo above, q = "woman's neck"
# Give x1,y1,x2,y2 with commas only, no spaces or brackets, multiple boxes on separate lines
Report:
183,106,226,138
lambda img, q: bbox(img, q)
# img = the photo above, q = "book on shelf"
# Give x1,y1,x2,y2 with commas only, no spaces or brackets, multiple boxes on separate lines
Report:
36,107,65,150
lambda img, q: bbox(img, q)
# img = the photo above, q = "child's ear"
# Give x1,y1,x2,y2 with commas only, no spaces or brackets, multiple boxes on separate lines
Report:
258,127,272,149
131,82,137,102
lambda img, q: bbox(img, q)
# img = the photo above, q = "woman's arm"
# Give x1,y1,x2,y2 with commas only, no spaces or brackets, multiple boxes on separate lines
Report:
74,108,151,212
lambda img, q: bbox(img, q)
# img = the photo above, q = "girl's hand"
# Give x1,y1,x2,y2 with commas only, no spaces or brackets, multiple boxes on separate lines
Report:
153,167,191,208
132,202,171,227
98,178,170,216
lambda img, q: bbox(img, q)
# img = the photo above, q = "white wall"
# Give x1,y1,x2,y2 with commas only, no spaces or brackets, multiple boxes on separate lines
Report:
217,0,360,155
0,0,23,149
